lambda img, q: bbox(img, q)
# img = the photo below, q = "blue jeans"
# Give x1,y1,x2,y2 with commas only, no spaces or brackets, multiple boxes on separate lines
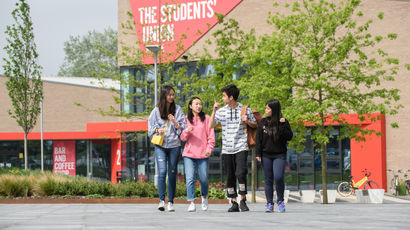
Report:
155,145,181,203
262,156,286,204
184,157,209,201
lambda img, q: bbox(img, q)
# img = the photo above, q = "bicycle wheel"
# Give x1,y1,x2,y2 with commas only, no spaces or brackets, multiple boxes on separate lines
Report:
337,181,353,197
364,181,380,189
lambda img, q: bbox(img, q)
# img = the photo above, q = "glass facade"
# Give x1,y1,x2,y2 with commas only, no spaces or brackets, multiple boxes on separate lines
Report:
284,127,351,190
122,132,154,181
120,67,152,114
0,140,112,182
0,140,53,170
120,62,213,114
75,140,112,181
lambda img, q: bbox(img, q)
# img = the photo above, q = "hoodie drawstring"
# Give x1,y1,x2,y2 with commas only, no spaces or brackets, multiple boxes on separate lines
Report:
230,107,239,121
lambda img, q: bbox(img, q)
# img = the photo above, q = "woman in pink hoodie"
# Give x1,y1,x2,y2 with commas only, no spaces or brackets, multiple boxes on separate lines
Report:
180,97,215,212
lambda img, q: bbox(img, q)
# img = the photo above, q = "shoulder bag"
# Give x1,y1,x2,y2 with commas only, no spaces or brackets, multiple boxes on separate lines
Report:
151,120,168,146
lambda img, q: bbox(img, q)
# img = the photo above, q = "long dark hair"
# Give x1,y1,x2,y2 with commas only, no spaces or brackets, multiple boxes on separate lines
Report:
158,85,176,120
264,99,281,143
187,97,205,124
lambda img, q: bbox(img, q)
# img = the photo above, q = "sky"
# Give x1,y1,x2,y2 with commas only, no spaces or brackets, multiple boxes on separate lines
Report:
0,0,117,76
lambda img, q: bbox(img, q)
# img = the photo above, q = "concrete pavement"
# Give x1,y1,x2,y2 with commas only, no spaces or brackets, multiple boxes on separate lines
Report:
1,202,410,230
251,190,410,204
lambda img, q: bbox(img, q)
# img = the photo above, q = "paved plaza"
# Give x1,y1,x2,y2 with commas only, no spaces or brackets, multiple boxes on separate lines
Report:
1,200,410,230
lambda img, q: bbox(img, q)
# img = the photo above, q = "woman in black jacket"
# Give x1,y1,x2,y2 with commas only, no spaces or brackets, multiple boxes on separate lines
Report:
255,99,293,213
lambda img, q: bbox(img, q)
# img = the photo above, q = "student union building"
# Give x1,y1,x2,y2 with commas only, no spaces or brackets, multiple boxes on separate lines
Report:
1,0,409,192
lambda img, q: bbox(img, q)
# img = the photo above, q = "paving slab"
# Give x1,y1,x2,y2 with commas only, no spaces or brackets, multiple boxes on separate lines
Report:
1,203,410,230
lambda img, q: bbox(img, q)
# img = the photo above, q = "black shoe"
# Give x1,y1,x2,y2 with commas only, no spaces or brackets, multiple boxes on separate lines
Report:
240,199,249,212
228,201,240,212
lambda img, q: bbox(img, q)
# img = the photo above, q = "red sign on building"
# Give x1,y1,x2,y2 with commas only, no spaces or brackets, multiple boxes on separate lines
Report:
111,139,123,184
130,0,243,64
53,141,76,176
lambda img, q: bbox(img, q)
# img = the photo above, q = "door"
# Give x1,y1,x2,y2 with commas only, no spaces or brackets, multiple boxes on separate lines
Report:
89,140,111,182
75,140,111,181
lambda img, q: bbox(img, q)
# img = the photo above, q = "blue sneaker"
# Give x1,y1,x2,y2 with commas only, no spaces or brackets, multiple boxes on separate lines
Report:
265,203,273,213
277,201,286,213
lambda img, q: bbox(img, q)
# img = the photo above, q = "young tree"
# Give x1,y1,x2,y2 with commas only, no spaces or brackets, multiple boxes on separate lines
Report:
266,0,404,203
3,0,43,170
58,27,118,77
192,0,406,204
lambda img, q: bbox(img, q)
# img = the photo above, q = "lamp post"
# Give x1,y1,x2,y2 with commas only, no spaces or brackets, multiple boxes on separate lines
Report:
145,44,161,187
40,98,44,172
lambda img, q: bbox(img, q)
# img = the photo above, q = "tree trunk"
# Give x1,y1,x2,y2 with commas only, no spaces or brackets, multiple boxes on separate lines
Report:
321,143,328,204
24,132,28,170
251,148,256,203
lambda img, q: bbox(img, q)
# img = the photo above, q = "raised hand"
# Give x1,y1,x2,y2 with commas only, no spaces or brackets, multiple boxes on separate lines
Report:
168,114,175,122
213,98,220,111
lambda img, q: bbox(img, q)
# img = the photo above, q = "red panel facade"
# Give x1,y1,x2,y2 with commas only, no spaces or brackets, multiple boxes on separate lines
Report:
111,139,122,184
350,114,387,191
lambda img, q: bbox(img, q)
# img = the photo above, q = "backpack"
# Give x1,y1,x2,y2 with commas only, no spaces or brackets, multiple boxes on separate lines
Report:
241,105,263,149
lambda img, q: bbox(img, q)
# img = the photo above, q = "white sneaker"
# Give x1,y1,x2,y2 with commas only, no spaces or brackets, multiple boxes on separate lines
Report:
167,202,175,212
201,197,208,211
187,203,196,212
158,200,165,211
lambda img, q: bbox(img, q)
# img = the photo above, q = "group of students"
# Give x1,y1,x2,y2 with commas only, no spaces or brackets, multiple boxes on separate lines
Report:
148,84,293,213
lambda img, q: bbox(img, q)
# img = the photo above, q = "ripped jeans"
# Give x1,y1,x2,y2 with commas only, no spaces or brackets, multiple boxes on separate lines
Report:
223,151,248,198
155,145,181,203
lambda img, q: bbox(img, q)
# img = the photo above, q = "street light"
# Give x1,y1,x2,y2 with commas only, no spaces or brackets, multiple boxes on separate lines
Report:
145,44,160,187
145,45,160,106
40,97,44,172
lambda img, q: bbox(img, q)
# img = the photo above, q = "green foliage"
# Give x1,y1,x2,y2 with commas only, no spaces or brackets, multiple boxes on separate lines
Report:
208,187,226,199
265,0,403,146
397,180,407,196
0,176,31,197
86,194,105,199
58,27,118,77
115,181,156,198
181,17,261,115
39,177,57,196
175,181,187,198
0,167,25,175
262,0,405,202
0,170,227,199
2,0,43,170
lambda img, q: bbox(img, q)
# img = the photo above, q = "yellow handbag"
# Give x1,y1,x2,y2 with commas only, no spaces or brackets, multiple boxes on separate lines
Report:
151,120,168,146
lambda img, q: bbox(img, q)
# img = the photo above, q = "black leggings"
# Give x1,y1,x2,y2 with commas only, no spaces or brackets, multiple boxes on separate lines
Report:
262,156,286,204
223,151,248,198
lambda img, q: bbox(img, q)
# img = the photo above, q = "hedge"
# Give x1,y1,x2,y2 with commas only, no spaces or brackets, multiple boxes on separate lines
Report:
0,168,226,199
